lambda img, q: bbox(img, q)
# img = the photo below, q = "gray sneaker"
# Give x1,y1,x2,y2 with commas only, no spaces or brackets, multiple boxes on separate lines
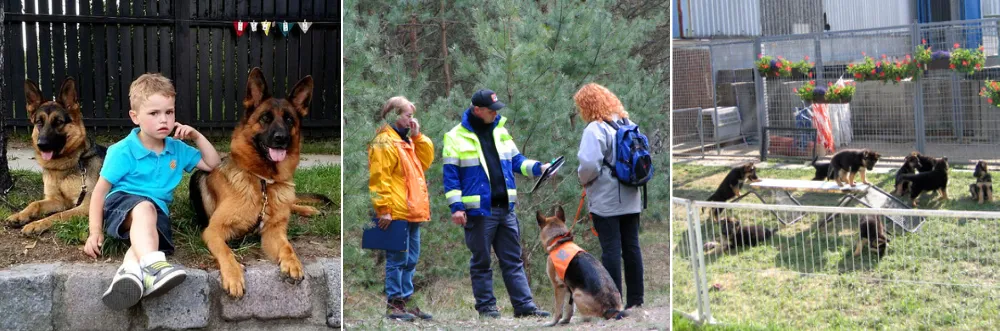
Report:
102,266,144,310
141,261,187,298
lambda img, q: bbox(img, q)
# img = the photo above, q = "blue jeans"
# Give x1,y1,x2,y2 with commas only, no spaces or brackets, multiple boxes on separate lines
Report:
385,222,421,301
464,207,537,313
592,212,644,307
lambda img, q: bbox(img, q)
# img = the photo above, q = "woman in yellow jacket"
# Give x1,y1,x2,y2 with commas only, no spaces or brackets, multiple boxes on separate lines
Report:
368,96,435,322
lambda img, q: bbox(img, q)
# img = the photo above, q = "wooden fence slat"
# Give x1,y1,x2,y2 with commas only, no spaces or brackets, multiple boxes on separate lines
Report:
223,0,236,122
262,0,274,82
38,15,53,96
53,17,66,88
66,1,79,87
159,0,171,78
273,0,287,96
105,0,120,119
298,0,313,79
10,20,27,121
173,0,194,125
79,22,95,119
198,27,210,122
309,0,326,119
2,18,14,120
322,2,338,122
235,0,249,121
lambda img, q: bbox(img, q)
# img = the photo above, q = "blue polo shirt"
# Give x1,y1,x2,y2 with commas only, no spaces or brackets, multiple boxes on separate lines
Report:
101,128,202,215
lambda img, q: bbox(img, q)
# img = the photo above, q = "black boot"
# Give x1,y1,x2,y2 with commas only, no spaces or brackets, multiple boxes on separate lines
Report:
386,299,416,321
403,297,433,320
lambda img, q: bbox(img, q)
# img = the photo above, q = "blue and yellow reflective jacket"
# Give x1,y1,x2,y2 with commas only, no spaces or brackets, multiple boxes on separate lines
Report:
442,108,542,216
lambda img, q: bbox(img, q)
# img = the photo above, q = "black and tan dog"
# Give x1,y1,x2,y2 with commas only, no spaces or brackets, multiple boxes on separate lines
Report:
969,161,993,204
893,152,923,196
706,217,775,255
897,157,949,207
827,149,881,187
705,162,761,219
913,152,937,173
853,216,890,257
190,68,329,298
4,78,106,235
536,206,625,326
809,155,831,181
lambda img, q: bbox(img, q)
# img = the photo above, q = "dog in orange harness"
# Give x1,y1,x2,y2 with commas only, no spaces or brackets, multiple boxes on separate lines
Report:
536,205,626,326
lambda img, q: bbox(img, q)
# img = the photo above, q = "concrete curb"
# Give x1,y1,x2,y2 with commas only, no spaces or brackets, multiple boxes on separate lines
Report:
5,148,341,172
0,258,342,330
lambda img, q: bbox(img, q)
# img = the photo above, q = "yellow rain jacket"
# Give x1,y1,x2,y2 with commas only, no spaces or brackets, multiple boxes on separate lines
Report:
368,125,435,222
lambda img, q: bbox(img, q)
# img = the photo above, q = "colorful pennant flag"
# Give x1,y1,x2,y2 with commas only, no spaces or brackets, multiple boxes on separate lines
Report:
233,21,248,37
298,21,312,34
261,21,273,36
280,21,291,37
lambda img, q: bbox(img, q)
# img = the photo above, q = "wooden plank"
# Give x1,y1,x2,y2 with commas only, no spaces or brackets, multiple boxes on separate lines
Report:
324,26,339,123
79,23,96,119
146,0,157,72
10,21,26,120
297,0,313,79
209,0,223,121
52,20,66,90
309,0,328,119
66,1,80,84
223,0,237,121
235,0,249,121
273,0,287,96
286,0,300,92
198,27,210,122
261,0,274,80
23,1,39,87
93,0,109,118
173,0,194,125
2,19,13,120
38,10,54,95
106,0,121,118
159,0,171,77
120,22,134,121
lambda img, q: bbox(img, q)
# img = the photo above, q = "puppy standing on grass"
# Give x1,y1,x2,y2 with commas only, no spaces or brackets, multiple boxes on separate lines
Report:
893,152,923,196
536,206,626,326
827,149,881,187
897,157,950,207
970,161,993,204
853,216,890,257
705,162,762,219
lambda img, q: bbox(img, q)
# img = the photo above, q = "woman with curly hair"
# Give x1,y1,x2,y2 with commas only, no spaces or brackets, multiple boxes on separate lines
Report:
573,83,644,309
368,96,435,321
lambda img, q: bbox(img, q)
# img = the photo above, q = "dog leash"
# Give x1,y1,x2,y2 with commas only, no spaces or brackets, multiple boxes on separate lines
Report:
571,189,599,237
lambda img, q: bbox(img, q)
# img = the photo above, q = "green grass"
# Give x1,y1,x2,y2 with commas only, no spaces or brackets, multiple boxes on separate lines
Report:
672,312,779,331
4,165,340,263
7,130,340,155
673,163,1000,330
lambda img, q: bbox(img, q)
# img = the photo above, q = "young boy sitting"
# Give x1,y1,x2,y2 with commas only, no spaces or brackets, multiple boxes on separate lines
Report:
83,73,222,310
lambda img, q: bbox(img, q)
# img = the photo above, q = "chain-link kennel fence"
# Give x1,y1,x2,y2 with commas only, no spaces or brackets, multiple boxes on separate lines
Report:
673,198,1000,329
673,18,1000,164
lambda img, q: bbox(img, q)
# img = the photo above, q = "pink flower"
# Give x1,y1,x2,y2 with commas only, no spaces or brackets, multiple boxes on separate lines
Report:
977,63,983,69
906,54,912,60
804,55,810,61
882,54,887,59
990,98,994,104
809,72,813,78
922,39,927,44
954,43,960,49
793,88,798,93
759,54,764,59
810,80,816,85
963,61,969,66
862,51,866,56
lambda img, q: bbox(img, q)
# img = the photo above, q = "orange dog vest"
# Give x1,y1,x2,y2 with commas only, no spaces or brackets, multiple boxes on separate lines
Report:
549,241,585,281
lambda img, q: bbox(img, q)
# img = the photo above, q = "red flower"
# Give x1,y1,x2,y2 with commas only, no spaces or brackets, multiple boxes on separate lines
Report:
759,54,764,59
804,55,809,61
963,61,969,66
828,82,834,87
980,45,985,51
810,62,815,66
870,69,876,74
778,56,784,60
993,82,999,89
862,51,867,56
950,63,956,69
777,62,783,68
810,80,816,85
977,63,983,69
922,39,927,44
954,43,960,49
848,64,854,68
855,73,862,78
809,72,814,78
906,54,912,60
896,77,901,82
990,98,994,104
882,54,887,59
880,72,885,77
876,61,882,67
793,88,798,93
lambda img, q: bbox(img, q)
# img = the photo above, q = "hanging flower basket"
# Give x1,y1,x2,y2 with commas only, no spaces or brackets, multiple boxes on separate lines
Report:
794,80,856,104
756,55,794,78
980,80,1000,108
914,41,984,74
846,53,920,84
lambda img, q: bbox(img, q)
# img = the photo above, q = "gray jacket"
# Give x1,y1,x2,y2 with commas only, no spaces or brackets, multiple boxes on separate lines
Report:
577,115,641,217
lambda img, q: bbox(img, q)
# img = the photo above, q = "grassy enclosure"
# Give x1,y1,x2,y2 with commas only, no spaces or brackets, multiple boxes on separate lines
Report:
342,0,670,324
673,163,1000,330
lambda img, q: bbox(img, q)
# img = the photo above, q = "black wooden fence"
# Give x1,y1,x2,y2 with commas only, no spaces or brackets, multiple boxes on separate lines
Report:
1,0,340,137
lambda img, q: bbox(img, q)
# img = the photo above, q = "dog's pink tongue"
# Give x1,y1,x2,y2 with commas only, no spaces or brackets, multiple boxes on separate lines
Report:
41,151,53,161
268,148,287,162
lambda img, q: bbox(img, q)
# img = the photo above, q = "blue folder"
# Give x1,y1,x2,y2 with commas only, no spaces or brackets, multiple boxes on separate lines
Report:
361,218,408,252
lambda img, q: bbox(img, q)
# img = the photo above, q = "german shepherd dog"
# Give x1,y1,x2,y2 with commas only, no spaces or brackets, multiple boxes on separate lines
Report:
189,68,326,298
913,152,937,173
706,217,775,255
828,149,881,187
893,152,923,196
4,78,106,235
898,157,949,207
969,161,993,204
809,155,831,181
705,162,761,220
853,216,889,257
536,206,626,326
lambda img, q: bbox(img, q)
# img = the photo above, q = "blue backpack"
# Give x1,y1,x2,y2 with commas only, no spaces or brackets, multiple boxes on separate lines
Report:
604,119,654,208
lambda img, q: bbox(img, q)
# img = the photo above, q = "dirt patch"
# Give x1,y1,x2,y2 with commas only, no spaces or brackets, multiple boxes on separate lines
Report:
0,227,340,269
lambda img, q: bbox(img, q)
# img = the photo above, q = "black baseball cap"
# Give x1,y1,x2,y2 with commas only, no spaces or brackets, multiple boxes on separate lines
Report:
471,89,505,111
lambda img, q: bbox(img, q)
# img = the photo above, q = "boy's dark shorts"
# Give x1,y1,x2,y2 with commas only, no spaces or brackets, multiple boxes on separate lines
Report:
103,191,175,254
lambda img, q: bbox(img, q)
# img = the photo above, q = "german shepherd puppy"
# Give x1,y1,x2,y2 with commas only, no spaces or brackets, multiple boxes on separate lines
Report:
189,68,322,298
969,161,992,204
809,155,831,181
706,217,775,255
4,78,106,235
853,216,889,257
536,206,625,326
913,152,937,173
705,162,761,220
898,157,949,207
893,152,923,196
828,149,881,187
